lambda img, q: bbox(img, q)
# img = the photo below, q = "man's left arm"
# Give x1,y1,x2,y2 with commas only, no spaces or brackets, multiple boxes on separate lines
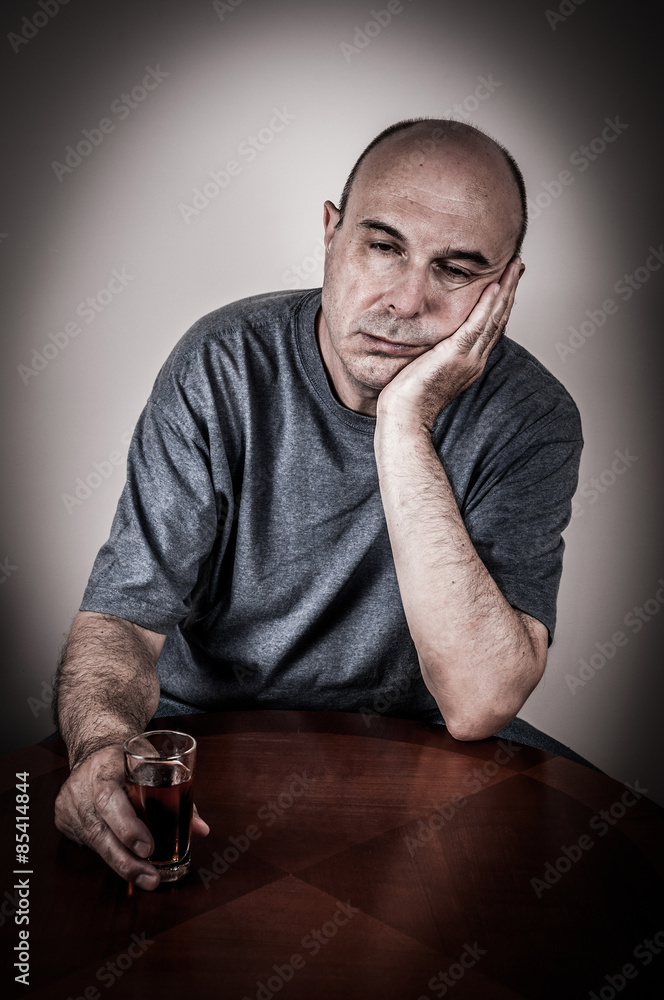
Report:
374,259,554,740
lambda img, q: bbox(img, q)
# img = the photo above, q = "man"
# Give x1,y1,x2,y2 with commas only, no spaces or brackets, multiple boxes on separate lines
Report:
53,118,582,890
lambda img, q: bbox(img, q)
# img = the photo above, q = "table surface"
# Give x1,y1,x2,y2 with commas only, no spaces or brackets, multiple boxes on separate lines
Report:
1,710,663,1000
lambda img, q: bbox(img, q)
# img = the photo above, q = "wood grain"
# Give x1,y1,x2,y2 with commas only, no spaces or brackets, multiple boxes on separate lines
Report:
1,711,662,999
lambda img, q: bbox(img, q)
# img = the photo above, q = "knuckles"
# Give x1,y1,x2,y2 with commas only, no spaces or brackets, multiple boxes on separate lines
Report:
77,799,106,848
94,782,117,813
53,791,71,835
114,854,141,882
53,753,148,881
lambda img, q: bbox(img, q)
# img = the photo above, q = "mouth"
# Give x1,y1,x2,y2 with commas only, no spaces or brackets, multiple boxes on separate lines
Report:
359,332,426,356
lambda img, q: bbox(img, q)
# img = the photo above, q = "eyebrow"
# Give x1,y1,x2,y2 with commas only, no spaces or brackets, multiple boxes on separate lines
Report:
357,218,491,268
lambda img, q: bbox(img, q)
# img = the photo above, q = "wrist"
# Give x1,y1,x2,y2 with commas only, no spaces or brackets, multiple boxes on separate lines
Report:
375,404,430,445
374,415,436,477
376,367,451,434
65,713,144,770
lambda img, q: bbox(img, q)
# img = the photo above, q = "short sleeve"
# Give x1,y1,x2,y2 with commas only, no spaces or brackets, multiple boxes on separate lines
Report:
80,390,234,634
461,404,582,643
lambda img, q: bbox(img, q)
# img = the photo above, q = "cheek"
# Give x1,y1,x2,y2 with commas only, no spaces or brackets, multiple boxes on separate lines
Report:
325,254,377,315
437,282,488,331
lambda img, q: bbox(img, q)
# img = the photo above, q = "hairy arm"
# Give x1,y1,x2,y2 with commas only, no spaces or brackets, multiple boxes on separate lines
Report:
53,611,208,889
374,424,547,739
55,610,163,767
374,260,548,739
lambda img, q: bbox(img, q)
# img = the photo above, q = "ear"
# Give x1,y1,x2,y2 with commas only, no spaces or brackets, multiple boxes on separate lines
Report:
322,200,341,255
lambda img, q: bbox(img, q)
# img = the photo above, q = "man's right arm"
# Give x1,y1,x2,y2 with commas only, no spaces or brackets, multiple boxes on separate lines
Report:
53,610,168,890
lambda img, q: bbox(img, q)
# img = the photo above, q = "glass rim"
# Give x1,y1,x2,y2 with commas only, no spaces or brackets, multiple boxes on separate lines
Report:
123,729,197,761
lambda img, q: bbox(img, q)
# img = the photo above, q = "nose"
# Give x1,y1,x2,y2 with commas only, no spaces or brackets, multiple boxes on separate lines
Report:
384,265,428,318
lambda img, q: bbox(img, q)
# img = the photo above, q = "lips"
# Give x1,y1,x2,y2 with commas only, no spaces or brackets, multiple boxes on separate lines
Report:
359,332,425,356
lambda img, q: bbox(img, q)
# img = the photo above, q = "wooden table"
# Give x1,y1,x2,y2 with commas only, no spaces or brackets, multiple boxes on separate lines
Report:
1,711,663,999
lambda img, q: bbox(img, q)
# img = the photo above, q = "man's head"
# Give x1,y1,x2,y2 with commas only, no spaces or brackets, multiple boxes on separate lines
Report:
317,118,527,413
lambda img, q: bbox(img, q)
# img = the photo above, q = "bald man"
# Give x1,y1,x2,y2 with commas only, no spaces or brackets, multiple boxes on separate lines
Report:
54,119,583,888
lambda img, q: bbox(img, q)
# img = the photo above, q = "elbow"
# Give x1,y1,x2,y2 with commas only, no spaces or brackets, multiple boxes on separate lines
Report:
436,659,547,745
445,716,508,742
422,669,523,742
442,686,536,740
442,697,528,742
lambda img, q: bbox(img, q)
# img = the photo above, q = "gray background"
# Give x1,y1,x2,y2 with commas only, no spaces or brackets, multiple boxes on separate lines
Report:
2,0,663,802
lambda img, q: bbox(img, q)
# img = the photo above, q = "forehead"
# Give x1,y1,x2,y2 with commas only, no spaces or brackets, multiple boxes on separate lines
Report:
348,131,521,256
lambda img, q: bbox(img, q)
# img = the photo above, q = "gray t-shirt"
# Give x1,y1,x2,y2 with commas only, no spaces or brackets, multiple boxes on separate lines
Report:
81,288,582,723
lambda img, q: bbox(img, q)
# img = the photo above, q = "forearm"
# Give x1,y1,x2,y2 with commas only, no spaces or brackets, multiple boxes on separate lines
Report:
54,611,163,768
374,417,546,739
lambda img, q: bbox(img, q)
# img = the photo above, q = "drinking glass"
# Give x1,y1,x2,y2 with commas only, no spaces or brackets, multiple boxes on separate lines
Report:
123,730,197,883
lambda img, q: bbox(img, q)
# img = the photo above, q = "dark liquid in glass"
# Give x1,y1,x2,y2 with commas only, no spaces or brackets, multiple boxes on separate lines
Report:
127,772,194,866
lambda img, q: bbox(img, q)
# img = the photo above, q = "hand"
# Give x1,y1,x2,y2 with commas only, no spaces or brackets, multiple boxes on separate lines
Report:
377,257,524,432
54,744,210,890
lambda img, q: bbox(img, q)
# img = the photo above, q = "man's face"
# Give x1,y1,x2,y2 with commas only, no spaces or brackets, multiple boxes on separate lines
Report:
317,130,522,413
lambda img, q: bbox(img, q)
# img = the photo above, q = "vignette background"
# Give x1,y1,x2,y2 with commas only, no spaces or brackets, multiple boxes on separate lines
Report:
1,0,662,803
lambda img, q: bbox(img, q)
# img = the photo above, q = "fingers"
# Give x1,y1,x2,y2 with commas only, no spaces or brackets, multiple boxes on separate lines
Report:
192,804,210,837
54,746,161,890
55,745,210,889
376,255,526,424
468,257,523,355
96,779,154,858
494,256,523,319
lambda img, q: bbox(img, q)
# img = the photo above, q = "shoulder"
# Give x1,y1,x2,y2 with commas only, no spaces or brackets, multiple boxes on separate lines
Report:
176,287,317,359
152,288,320,400
194,287,314,334
477,336,582,439
435,336,583,459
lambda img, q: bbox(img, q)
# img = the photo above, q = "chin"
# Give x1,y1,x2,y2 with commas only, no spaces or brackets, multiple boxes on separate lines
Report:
351,354,412,391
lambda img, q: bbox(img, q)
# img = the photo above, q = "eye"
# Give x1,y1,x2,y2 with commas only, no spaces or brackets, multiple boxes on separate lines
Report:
437,262,471,280
370,242,400,255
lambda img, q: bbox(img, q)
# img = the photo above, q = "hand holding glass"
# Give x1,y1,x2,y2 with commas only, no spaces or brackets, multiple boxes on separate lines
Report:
123,730,197,883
